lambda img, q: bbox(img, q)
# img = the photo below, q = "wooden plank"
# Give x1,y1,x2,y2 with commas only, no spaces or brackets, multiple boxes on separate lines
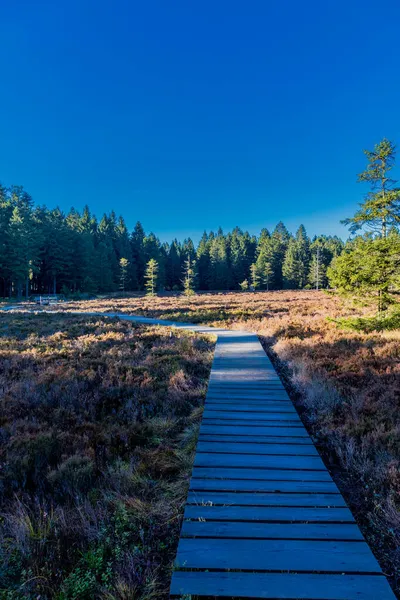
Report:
203,418,304,426
181,520,363,540
184,505,355,522
202,410,301,421
175,538,381,572
194,453,326,470
199,424,310,437
204,403,296,413
189,478,339,493
187,491,346,507
192,466,333,481
199,434,313,444
197,441,318,455
208,387,286,392
170,572,396,599
206,396,291,403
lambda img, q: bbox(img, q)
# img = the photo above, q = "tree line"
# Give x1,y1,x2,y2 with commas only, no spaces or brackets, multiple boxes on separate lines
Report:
0,184,344,298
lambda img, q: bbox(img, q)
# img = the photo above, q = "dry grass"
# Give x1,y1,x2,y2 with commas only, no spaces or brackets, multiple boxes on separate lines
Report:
0,314,214,599
37,290,400,594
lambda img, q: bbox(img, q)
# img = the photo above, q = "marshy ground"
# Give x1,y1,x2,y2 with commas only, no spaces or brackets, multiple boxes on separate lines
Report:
2,291,400,597
0,313,214,599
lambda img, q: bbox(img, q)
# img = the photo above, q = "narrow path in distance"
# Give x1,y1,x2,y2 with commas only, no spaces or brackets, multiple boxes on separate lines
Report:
3,309,396,599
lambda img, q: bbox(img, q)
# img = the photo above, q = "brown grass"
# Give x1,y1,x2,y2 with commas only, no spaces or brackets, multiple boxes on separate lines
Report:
36,290,400,594
0,313,214,599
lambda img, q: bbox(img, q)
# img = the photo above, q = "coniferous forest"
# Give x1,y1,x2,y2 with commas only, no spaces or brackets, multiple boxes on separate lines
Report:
0,183,344,298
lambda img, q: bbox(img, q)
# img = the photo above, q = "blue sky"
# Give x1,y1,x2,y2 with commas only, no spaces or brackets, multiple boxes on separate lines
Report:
1,0,400,242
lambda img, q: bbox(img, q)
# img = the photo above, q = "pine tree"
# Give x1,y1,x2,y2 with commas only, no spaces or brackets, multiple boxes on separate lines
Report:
131,222,146,289
182,255,196,296
256,229,273,289
250,263,260,291
343,138,400,237
166,240,181,290
197,232,211,290
282,238,299,289
262,262,273,291
119,257,129,293
270,222,290,289
328,232,400,314
144,258,158,296
282,226,310,289
209,231,230,290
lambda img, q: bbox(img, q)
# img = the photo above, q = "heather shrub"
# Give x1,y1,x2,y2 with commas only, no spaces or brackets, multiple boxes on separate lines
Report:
0,314,214,599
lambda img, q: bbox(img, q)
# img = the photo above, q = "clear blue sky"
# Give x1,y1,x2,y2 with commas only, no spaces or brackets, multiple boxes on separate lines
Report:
1,0,400,243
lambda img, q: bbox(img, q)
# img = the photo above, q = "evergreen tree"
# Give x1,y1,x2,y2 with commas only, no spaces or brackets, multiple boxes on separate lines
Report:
182,255,196,296
131,222,146,288
166,240,181,290
343,138,400,237
270,222,290,288
144,258,158,296
250,263,260,290
209,230,231,289
282,225,310,289
262,262,273,291
196,232,211,290
119,257,129,293
328,232,400,314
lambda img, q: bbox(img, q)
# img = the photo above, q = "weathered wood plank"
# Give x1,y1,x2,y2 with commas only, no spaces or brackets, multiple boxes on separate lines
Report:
175,538,381,572
192,466,333,481
199,424,310,436
189,478,339,493
187,491,346,507
194,453,326,470
204,403,296,413
197,441,318,455
181,520,363,540
202,410,301,421
199,434,313,444
206,397,291,404
184,504,355,522
170,572,395,599
202,417,303,426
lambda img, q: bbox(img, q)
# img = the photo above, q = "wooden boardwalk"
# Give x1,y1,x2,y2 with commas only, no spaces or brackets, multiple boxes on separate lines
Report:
163,325,396,599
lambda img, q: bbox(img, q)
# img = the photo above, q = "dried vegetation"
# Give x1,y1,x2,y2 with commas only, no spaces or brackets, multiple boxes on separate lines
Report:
0,314,214,599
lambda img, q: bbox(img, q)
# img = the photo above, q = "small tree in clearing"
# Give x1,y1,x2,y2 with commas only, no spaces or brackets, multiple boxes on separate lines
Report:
263,262,273,291
182,256,196,296
119,257,129,293
239,279,249,291
250,263,260,291
144,258,158,297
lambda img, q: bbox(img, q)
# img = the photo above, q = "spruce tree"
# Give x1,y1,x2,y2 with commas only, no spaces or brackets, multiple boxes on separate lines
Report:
262,262,273,291
182,255,196,296
144,258,158,296
250,263,260,291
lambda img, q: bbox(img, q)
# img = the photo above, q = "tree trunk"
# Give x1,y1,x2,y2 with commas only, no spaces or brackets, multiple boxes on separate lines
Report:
53,275,57,295
25,277,29,299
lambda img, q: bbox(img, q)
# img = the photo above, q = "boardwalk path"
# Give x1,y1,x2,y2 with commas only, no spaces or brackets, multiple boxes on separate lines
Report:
4,309,396,599
110,314,395,599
